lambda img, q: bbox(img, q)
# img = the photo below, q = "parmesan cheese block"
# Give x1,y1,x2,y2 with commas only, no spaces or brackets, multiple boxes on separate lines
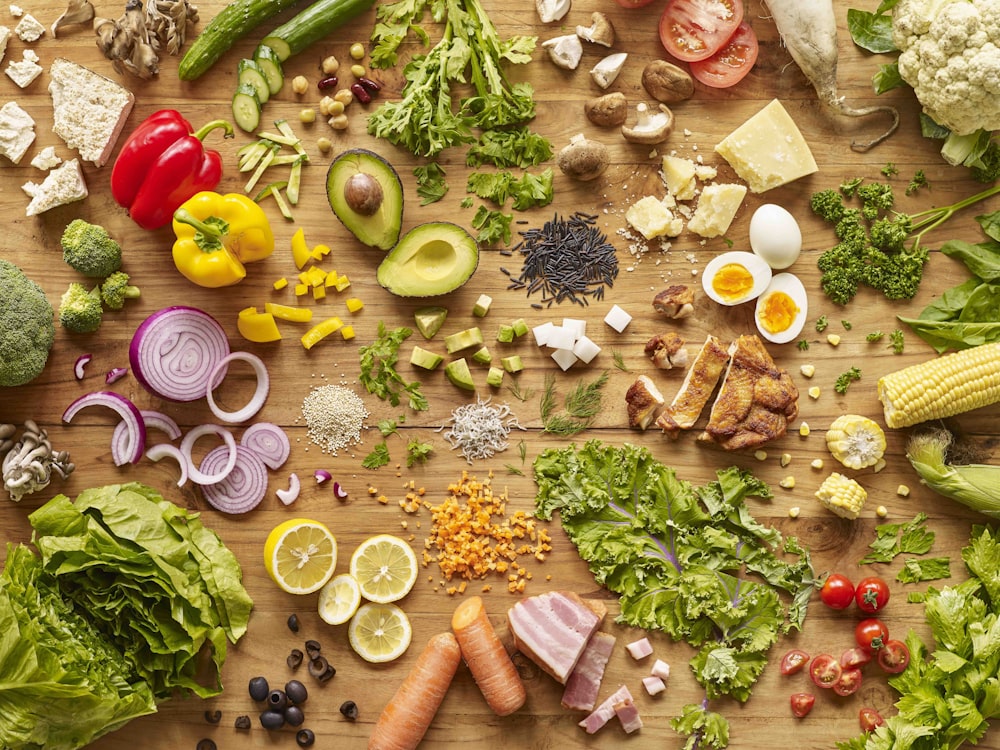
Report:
687,183,748,238
625,195,684,240
661,154,698,200
714,99,818,193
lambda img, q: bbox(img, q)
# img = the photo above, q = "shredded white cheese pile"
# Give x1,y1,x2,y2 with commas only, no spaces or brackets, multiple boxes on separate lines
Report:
301,385,369,455
441,398,522,464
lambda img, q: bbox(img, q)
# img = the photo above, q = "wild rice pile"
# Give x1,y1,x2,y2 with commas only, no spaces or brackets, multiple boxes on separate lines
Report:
301,385,369,455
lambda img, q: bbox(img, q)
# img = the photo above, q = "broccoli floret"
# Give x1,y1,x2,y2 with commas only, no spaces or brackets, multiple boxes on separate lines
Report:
0,259,55,387
857,182,895,220
100,271,140,310
60,219,123,278
59,283,103,334
810,188,847,224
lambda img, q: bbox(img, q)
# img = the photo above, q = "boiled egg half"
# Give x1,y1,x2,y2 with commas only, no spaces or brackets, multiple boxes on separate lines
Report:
702,251,772,306
754,272,808,344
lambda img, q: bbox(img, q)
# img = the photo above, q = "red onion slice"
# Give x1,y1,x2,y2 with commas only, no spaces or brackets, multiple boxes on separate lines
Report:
105,367,128,384
199,444,268,514
111,409,183,464
74,354,92,380
206,351,270,424
130,306,230,402
62,391,146,465
146,443,189,487
240,422,290,469
181,424,238,485
276,473,301,505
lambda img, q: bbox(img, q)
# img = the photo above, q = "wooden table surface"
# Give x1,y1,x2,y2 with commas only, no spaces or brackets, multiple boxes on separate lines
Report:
2,1,999,748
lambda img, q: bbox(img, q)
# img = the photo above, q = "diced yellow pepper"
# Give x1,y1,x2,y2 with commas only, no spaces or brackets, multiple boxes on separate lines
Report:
345,297,364,313
297,270,310,284
291,227,312,269
264,302,313,323
325,269,339,287
294,283,309,296
301,316,343,349
334,274,351,291
313,243,331,257
307,267,327,287
310,247,326,261
341,325,355,340
312,285,327,300
237,306,282,342
273,277,289,290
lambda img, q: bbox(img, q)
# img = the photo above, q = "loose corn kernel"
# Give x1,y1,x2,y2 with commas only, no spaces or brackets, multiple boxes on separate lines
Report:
788,506,800,518
876,505,889,518
799,422,810,437
800,364,816,378
808,386,821,399
827,334,841,346
811,458,824,470
780,453,792,467
779,476,795,489
897,484,910,497
873,458,887,473
754,450,767,461
345,297,364,312
273,277,289,290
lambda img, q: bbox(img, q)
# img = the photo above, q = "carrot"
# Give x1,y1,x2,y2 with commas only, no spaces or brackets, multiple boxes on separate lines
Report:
451,595,526,716
368,631,462,750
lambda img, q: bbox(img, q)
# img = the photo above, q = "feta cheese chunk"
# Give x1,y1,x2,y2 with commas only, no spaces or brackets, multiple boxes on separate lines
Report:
22,158,88,216
0,100,34,163
30,145,61,170
14,12,43,41
6,49,42,88
0,26,10,64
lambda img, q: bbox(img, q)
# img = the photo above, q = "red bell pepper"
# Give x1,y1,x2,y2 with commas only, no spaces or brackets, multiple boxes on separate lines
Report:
111,109,233,230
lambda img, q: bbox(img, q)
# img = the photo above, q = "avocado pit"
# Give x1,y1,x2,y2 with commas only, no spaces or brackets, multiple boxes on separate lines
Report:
344,173,383,216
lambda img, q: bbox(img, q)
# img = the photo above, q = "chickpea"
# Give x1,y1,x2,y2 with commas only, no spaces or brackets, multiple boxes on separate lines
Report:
317,136,333,154
327,100,345,116
318,95,334,116
321,55,340,75
333,88,354,105
329,114,349,130
291,75,309,95
349,42,365,60
299,108,316,124
350,63,366,78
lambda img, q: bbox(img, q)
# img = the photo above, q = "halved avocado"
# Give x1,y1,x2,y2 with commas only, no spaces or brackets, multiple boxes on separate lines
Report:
376,222,479,297
326,149,403,251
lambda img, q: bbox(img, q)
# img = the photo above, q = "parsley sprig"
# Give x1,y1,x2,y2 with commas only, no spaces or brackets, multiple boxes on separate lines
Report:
358,323,428,411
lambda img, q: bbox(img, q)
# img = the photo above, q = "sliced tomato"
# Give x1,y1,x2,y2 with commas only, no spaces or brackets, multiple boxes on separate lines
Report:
809,653,842,689
855,576,891,614
790,692,815,718
856,618,890,655
821,573,856,610
780,649,810,676
833,667,863,697
877,639,911,673
658,0,744,62
859,707,885,732
615,0,658,7
840,646,873,670
688,21,758,88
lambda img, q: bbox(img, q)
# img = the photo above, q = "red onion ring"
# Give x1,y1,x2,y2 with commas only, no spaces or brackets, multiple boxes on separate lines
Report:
199,444,268,514
62,391,146,465
111,409,183,464
146,443,189,487
206,351,270,424
181,424,238,486
240,422,290,469
129,306,230,402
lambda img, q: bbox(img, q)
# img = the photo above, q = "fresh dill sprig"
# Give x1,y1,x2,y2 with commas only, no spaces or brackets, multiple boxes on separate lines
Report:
564,371,608,419
611,348,629,371
539,373,557,421
541,372,608,435
505,464,524,475
507,380,534,402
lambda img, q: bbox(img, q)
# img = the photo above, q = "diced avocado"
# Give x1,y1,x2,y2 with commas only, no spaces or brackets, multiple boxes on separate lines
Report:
486,366,504,388
497,324,514,343
501,355,524,373
409,345,443,370
471,346,492,365
414,306,448,339
327,149,403,251
511,318,529,337
444,358,475,391
444,326,484,354
376,222,479,297
472,294,492,317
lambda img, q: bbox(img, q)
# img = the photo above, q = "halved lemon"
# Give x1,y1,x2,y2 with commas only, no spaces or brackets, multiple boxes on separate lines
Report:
348,602,412,663
349,534,418,604
264,518,338,595
318,572,362,625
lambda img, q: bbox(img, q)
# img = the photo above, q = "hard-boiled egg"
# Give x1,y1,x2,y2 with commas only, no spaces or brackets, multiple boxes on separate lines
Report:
754,273,808,344
749,203,802,269
702,251,772,306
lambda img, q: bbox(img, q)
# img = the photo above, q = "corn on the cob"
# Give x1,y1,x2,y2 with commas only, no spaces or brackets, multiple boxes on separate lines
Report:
815,472,867,519
825,414,886,470
878,343,1000,428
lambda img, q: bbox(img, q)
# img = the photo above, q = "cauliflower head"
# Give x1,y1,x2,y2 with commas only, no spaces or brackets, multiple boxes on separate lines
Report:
893,0,1000,135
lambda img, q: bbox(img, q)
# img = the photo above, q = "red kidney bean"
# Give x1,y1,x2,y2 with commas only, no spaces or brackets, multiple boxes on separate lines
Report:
350,82,372,103
317,76,339,90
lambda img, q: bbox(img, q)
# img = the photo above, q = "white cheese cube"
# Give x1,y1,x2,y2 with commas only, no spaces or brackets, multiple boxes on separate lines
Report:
694,164,718,182
561,317,587,341
604,304,632,333
532,321,555,346
546,324,577,351
14,12,43,41
9,5,23,17
0,100,34,163
22,158,88,216
572,335,601,363
625,195,683,240
6,50,42,88
551,348,578,371
661,154,698,200
687,183,748,238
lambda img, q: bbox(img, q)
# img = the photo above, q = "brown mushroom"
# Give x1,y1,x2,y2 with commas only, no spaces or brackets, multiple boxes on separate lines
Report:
652,285,695,319
621,102,674,145
557,133,609,181
585,92,627,127
576,12,615,47
590,52,627,89
625,375,665,430
644,333,688,370
542,34,583,70
642,60,695,103
51,0,95,37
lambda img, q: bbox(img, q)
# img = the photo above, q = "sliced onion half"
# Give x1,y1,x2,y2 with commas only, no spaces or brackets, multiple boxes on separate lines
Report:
129,306,230,402
240,422,290,469
111,409,183,464
181,424,238,486
206,351,270,424
63,391,146,465
199,444,268,514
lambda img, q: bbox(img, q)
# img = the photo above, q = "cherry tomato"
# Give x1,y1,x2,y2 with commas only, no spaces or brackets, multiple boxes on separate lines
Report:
688,21,758,88
833,666,863,697
790,692,815,718
855,576,891,614
877,639,911,673
780,649,810,676
820,573,855,610
856,618,890,655
809,653,842,689
859,707,885,732
657,0,744,62
840,646,873,670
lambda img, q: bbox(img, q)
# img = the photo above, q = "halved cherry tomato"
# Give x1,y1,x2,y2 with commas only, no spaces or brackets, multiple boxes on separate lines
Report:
790,692,815,718
855,576,891,614
657,0,744,62
840,646,873,670
688,21,758,88
877,639,911,673
859,707,885,732
780,649,810,676
833,666,863,697
809,653,842,689
820,573,855,610
856,618,890,655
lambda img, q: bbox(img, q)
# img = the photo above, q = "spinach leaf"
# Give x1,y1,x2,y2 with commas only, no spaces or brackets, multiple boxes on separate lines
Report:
917,277,982,322
959,283,1000,321
897,317,1000,352
942,238,1000,282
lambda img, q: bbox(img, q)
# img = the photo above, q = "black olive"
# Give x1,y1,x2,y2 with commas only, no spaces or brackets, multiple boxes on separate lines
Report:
296,728,316,747
248,675,269,701
285,679,308,705
204,709,222,724
283,705,305,727
234,715,252,731
259,709,285,730
287,613,300,632
287,648,304,670
339,700,359,721
308,655,335,682
196,740,217,750
304,639,322,660
267,689,288,711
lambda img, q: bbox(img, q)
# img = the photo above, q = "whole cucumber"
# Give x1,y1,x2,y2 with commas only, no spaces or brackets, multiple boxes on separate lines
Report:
261,0,377,62
178,0,305,81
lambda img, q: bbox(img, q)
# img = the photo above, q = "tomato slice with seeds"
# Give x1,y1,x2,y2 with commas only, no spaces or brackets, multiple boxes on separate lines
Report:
809,653,842,689
860,707,885,732
780,649,810,676
790,692,815,718
833,666,863,697
689,21,758,88
840,646,873,670
658,0,744,62
877,639,911,673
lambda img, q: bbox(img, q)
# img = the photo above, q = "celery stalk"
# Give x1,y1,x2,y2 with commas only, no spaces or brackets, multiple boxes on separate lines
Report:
906,428,1000,519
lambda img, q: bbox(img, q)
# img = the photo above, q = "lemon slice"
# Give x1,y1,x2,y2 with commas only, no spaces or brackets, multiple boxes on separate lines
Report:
264,518,338,595
318,573,362,625
349,534,418,604
348,602,412,663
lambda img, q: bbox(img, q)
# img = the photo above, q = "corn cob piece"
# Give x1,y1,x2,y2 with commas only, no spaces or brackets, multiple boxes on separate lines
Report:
815,473,867,519
826,414,886,470
877,342,1000,428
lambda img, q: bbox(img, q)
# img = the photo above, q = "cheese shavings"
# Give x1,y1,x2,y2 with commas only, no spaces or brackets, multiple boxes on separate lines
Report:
440,397,522,463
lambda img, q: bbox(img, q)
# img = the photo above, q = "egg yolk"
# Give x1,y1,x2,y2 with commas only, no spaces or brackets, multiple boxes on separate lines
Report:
711,263,755,301
758,291,799,333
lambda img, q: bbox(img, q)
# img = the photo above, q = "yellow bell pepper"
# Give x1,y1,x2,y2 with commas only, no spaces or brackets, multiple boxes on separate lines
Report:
237,306,282,342
172,191,274,288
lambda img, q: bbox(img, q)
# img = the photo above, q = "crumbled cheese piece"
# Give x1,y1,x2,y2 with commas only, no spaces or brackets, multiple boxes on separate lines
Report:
0,26,10,63
800,364,815,378
22,158,88,216
0,100,34,163
687,183,748,238
13,12,42,41
9,5,23,17
5,49,42,87
661,154,697,200
625,195,683,240
30,145,61,170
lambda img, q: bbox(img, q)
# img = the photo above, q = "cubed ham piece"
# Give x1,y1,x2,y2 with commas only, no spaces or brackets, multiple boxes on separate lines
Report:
561,631,616,711
507,591,605,684
625,636,653,660
642,675,666,696
651,658,671,681
614,697,644,734
578,684,632,734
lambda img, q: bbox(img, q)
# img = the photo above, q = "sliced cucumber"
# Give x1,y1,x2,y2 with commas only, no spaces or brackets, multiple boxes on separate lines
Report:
232,83,262,134
253,45,284,95
237,58,270,105
261,0,376,62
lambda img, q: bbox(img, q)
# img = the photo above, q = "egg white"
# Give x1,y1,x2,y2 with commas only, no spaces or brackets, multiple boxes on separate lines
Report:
754,273,809,344
702,251,773,306
749,204,802,270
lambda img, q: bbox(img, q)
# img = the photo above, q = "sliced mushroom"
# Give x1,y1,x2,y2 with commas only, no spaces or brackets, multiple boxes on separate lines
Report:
644,333,689,370
621,102,674,145
585,92,627,127
542,34,583,70
51,0,95,37
556,133,609,181
576,12,614,47
590,52,627,90
536,0,571,23
625,375,665,430
653,285,695,319
642,60,695,103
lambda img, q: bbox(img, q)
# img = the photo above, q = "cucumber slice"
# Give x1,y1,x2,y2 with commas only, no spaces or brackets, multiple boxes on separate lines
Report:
253,45,284,95
237,58,270,105
232,83,262,133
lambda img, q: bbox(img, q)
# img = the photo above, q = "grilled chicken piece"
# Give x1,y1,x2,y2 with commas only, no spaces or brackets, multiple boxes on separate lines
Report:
644,332,688,370
656,334,731,435
625,375,665,429
652,285,694,319
699,334,799,450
